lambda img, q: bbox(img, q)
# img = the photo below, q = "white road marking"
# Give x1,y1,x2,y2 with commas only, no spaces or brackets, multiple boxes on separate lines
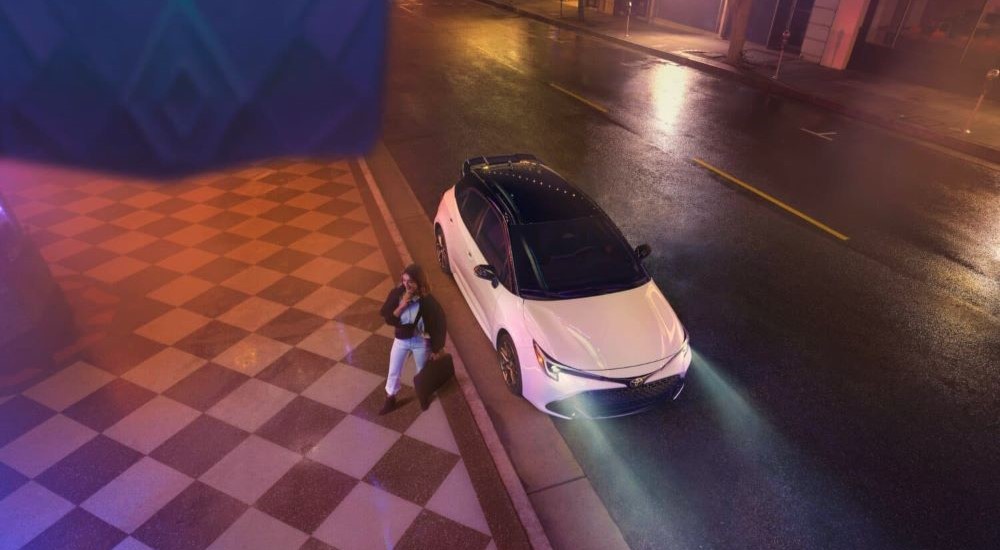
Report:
800,128,837,141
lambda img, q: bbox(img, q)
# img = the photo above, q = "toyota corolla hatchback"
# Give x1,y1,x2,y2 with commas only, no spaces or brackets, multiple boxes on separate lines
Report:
434,154,691,419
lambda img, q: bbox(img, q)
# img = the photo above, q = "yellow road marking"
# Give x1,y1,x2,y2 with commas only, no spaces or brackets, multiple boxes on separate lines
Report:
549,83,609,114
692,158,850,241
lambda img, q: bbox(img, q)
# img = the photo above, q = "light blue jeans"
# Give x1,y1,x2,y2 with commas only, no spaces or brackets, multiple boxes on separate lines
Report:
386,336,430,396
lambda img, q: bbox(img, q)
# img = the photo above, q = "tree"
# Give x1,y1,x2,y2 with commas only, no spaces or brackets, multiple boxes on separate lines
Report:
726,0,754,65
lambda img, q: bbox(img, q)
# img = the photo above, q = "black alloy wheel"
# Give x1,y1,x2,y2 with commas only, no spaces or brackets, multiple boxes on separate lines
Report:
435,227,452,275
497,333,523,397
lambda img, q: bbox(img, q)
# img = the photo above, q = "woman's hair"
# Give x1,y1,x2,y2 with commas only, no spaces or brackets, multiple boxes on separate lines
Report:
402,263,430,294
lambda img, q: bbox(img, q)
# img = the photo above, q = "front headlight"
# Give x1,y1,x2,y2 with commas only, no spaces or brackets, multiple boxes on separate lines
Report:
533,341,565,381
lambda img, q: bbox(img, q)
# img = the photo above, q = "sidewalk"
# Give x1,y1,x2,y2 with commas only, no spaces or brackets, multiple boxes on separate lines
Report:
0,157,529,549
482,0,1000,164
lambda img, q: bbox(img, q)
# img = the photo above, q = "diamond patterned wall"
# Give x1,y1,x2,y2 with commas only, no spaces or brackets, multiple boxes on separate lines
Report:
0,0,386,175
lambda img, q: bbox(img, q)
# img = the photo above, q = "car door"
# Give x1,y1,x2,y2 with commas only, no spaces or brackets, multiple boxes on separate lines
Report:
452,187,490,329
469,205,513,339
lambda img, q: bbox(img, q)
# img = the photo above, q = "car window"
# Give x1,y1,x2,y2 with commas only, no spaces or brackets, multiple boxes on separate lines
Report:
459,190,488,234
474,207,512,288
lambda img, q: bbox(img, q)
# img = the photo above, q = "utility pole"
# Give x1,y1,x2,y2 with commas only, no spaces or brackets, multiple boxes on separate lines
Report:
726,0,754,65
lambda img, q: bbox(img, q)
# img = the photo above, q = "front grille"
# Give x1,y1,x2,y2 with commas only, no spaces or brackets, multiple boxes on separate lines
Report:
546,375,684,419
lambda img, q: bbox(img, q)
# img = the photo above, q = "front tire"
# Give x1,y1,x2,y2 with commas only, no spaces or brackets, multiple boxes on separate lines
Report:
497,333,523,397
435,226,452,276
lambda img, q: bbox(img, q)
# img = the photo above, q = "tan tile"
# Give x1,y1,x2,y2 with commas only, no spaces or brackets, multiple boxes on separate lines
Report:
339,188,362,203
85,256,149,283
284,162,323,175
365,278,396,301
297,322,371,361
201,437,300,506
286,211,335,231
229,198,279,217
23,361,116,412
425,461,490,535
288,233,342,256
158,248,217,273
213,334,291,376
220,265,284,295
98,231,158,255
302,363,383,413
225,218,281,240
351,227,378,246
356,251,389,274
113,210,164,230
0,415,96,477
285,176,325,192
314,483,421,550
172,204,224,224
78,179,122,195
295,287,357,318
65,196,114,214
122,191,170,209
207,379,296,432
232,181,278,198
224,240,282,264
235,166,271,179
49,216,103,237
163,224,219,247
284,192,329,210
105,396,200,454
291,257,349,285
82,457,192,533
148,275,214,306
177,186,225,203
135,309,210,345
0,483,74,550
217,297,287,332
123,347,206,393
404,400,460,455
307,415,399,478
40,238,89,262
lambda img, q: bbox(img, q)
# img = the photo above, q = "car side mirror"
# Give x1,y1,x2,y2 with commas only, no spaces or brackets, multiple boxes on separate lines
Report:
474,264,499,288
635,244,651,261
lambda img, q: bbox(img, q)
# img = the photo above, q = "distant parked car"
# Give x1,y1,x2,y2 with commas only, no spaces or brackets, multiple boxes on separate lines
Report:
433,154,690,419
0,192,73,373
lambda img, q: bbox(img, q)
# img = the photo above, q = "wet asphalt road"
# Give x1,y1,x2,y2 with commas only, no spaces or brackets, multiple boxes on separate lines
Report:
380,2,1000,548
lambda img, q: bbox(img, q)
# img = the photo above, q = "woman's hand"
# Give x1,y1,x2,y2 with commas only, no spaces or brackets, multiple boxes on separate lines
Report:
393,289,413,317
428,350,445,361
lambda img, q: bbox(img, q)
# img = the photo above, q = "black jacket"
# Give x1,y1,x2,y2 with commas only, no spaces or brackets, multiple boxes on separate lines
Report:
380,285,447,353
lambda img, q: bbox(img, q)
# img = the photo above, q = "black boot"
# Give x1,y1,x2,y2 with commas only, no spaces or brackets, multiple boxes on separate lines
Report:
378,394,397,415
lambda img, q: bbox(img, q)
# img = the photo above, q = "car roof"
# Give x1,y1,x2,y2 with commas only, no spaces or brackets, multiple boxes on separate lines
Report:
463,156,601,225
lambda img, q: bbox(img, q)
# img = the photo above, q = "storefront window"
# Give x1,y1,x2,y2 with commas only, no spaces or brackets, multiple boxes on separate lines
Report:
864,0,1000,63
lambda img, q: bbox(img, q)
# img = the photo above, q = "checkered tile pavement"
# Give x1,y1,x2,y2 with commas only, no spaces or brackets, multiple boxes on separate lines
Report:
0,159,495,550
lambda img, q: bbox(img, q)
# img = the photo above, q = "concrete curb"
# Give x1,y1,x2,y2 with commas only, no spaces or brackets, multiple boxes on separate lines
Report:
357,158,554,550
477,0,1000,164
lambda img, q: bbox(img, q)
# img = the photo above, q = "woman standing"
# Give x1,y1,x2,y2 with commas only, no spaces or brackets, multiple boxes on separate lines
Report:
378,264,446,415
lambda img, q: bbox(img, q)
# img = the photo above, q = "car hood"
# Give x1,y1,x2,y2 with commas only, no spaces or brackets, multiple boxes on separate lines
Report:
522,281,686,372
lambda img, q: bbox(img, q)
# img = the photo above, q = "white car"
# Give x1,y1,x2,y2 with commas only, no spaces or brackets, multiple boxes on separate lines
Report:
433,154,691,419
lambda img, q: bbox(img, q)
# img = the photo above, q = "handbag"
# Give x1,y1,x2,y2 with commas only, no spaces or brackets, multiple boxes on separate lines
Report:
414,352,454,410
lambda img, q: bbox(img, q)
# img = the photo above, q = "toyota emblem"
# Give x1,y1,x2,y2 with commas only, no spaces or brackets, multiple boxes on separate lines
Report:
629,376,647,388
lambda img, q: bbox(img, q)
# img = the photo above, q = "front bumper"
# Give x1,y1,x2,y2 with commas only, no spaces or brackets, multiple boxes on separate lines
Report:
545,374,686,419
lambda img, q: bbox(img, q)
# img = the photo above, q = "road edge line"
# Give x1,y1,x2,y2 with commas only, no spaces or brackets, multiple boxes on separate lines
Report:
357,157,554,550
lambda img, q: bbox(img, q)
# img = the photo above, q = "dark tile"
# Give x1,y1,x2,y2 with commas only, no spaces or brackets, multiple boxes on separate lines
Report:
328,266,385,295
333,297,384,332
314,197,360,216
311,181,353,198
107,297,173,336
299,539,335,550
258,225,310,247
395,510,491,550
190,256,251,284
25,228,64,248
256,309,327,346
138,217,188,238
258,249,315,274
352,386,422,433
25,207,76,227
257,348,333,394
183,286,251,318
83,333,165,375
45,188,88,205
75,223,124,245
256,460,356,533
259,171,299,185
134,482,246,550
262,187,304,204
0,396,56,447
340,334,393,375
307,167,348,181
258,276,320,306
317,218,366,239
165,363,249,411
205,191,250,210
36,435,142,504
195,232,251,255
150,197,195,215
128,239,185,263
22,508,126,550
89,202,138,222
208,176,249,191
0,458,28,500
63,379,156,432
260,159,296,169
256,397,345,454
364,436,459,506
200,209,250,230
151,415,248,478
59,247,117,272
117,265,180,297
323,241,376,265
174,320,250,360
259,204,308,223
100,185,143,201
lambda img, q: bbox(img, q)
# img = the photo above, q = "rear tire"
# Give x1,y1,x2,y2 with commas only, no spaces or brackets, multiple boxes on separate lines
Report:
435,226,452,276
497,333,523,397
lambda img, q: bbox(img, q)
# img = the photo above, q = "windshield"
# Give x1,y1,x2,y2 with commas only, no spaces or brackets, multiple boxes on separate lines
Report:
510,215,648,299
